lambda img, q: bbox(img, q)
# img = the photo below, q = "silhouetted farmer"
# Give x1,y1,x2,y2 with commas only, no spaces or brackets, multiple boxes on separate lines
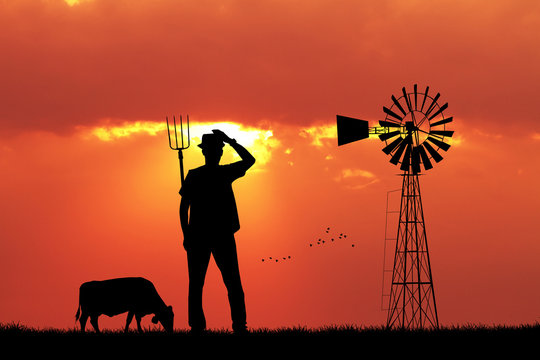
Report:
179,129,255,334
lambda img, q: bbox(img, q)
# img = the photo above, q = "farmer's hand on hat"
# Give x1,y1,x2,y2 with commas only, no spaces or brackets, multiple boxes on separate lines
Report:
212,129,233,144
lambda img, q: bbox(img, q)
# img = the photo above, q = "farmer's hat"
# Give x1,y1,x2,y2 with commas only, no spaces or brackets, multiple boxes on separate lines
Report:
198,133,224,150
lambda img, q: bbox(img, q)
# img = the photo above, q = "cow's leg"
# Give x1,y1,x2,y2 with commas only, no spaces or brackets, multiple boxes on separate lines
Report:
135,314,143,333
90,315,100,333
125,311,134,332
79,311,89,333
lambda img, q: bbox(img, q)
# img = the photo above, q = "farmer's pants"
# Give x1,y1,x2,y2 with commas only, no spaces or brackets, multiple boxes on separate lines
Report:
186,233,246,332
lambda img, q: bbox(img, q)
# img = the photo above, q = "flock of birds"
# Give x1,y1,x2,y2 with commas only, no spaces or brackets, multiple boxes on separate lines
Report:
261,255,292,263
309,227,354,248
260,227,355,264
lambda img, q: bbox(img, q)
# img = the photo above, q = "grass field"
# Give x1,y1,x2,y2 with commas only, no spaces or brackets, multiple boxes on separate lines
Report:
1,322,537,357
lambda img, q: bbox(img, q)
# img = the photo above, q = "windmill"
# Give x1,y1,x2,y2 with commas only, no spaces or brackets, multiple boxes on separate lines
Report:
336,84,454,329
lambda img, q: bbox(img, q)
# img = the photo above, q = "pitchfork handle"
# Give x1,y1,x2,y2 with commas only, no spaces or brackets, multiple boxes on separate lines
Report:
178,149,185,187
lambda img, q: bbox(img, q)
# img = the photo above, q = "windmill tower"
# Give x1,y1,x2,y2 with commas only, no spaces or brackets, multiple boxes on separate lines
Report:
336,84,454,329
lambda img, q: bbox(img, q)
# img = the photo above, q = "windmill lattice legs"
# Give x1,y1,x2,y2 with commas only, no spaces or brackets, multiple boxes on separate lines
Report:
386,171,439,329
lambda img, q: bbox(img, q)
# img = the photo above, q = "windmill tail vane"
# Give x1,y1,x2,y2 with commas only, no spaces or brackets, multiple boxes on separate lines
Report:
166,115,190,187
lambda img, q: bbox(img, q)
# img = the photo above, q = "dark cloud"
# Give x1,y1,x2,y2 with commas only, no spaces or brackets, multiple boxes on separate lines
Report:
0,0,539,136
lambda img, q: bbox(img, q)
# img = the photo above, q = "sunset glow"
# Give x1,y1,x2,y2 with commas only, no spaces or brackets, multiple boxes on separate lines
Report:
89,121,165,142
1,0,539,332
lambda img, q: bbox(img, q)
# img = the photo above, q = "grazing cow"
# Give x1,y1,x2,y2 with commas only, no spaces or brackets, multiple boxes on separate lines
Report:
75,277,174,333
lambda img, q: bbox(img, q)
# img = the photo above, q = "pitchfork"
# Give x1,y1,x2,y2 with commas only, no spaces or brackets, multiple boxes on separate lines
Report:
166,115,190,187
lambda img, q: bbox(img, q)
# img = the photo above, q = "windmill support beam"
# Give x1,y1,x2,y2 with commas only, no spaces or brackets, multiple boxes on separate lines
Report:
386,171,439,330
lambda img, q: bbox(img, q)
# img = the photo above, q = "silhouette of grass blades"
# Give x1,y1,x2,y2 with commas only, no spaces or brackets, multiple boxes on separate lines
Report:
0,322,537,357
1,321,538,337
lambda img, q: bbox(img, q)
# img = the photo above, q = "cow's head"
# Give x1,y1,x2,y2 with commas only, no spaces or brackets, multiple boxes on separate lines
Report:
152,305,174,333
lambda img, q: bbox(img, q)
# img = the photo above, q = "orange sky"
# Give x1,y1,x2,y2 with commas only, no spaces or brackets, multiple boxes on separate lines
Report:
1,0,539,330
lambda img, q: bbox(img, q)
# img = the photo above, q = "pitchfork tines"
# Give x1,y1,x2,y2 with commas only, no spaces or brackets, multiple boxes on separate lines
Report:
166,115,190,187
166,115,190,151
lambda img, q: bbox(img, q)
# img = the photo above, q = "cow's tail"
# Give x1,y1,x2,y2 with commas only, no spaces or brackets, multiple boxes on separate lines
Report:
75,286,81,322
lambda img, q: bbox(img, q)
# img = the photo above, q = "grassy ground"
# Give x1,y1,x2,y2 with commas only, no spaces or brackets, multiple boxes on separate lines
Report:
1,322,538,357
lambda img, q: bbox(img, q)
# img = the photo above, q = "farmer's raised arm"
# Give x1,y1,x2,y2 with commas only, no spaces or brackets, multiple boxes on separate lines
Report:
212,129,255,170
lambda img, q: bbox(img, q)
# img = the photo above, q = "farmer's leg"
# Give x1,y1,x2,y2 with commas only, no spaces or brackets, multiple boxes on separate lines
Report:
212,234,247,332
187,244,211,332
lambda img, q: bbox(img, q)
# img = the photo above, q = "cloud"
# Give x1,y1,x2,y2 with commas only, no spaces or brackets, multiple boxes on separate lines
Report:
299,125,337,148
79,119,281,167
473,129,503,140
334,167,379,190
64,0,93,6
1,0,539,137
340,168,376,179
84,120,163,142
